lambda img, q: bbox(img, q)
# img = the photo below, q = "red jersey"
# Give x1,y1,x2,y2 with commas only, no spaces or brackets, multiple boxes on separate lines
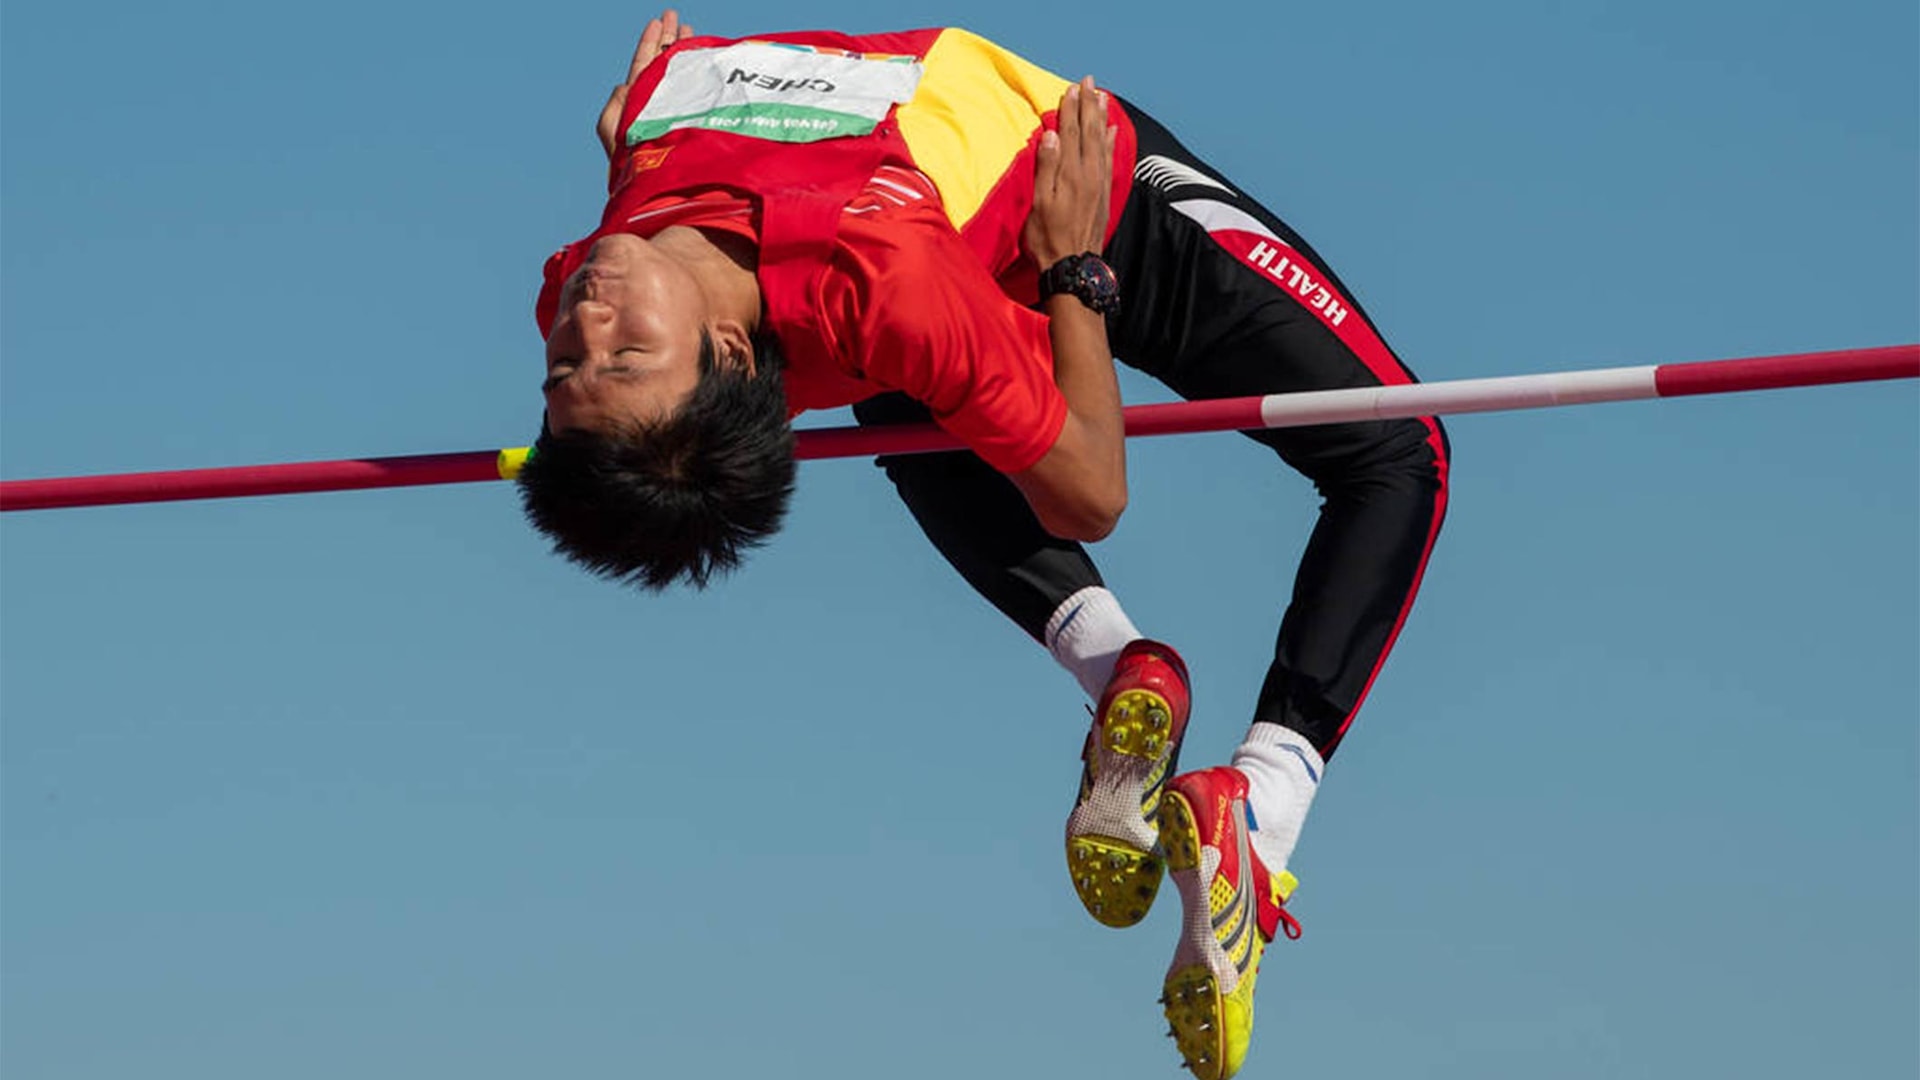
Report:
536,28,1138,473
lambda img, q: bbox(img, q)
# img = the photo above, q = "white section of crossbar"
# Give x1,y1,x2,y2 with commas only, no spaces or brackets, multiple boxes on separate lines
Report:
1258,366,1661,428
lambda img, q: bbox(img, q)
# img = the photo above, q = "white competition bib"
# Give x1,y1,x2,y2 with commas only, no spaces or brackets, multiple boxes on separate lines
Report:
627,42,924,146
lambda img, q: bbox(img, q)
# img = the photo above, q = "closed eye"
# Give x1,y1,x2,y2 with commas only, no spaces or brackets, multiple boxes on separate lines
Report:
541,363,641,394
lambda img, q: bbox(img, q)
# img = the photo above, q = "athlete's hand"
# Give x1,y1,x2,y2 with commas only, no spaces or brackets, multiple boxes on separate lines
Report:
1025,77,1118,269
597,9,696,159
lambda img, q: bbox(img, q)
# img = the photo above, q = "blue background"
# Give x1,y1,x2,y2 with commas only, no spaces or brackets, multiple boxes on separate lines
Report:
4,2,1915,1077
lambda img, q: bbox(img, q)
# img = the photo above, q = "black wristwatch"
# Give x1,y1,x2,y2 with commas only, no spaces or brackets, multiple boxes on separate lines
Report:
1038,253,1121,315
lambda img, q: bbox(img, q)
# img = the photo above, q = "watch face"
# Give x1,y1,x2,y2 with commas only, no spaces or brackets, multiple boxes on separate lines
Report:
1074,255,1120,312
1042,254,1121,314
1079,257,1118,296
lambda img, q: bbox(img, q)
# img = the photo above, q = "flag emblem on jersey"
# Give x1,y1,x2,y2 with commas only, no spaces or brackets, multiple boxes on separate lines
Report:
627,41,924,145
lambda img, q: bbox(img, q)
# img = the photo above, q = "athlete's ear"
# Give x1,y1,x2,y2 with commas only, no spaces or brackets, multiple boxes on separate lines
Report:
708,319,758,377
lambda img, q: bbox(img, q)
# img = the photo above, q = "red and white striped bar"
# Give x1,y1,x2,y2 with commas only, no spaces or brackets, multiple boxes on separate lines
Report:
3,344,1913,512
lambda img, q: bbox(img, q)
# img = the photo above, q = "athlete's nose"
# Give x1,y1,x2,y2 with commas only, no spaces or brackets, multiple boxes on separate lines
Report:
570,298,618,352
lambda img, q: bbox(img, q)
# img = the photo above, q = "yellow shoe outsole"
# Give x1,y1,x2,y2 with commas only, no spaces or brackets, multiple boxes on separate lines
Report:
1160,788,1203,873
1101,688,1176,758
1163,964,1232,1080
1066,688,1179,928
1066,836,1162,928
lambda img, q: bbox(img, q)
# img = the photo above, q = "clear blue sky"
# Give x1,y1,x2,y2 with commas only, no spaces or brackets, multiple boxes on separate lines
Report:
3,2,1915,1078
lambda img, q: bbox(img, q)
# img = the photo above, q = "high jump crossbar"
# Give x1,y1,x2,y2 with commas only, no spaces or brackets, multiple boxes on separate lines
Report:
2,344,1913,512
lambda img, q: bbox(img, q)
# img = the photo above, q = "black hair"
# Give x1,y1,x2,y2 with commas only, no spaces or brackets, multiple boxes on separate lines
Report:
518,329,796,590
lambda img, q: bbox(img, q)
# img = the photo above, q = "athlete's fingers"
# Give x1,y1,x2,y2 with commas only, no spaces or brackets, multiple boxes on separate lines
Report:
1034,127,1062,200
1063,79,1107,203
1079,84,1104,204
1057,81,1083,156
1057,96,1081,193
598,82,631,156
629,10,687,80
1099,122,1116,223
1091,82,1109,161
1073,79,1106,178
1089,85,1110,170
632,19,665,80
1086,93,1113,245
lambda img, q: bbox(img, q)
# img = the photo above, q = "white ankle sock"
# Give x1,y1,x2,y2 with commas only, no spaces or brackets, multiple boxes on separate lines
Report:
1231,722,1324,873
1043,586,1142,701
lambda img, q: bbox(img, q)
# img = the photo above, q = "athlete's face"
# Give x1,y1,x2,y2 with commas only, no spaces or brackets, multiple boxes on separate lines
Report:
541,233,707,434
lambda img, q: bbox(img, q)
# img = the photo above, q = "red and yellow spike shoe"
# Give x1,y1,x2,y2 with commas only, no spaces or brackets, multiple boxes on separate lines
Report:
1065,639,1191,928
1158,766,1303,1080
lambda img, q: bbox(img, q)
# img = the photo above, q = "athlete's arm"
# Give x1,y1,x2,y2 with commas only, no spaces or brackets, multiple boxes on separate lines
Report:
1010,78,1127,542
597,9,696,159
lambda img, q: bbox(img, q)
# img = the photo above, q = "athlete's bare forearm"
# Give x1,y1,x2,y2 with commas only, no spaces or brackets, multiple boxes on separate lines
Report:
1013,77,1127,541
1015,293,1127,540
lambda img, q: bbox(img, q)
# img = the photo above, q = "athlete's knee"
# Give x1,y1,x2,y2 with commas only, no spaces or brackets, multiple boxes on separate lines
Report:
1406,414,1450,490
1269,415,1447,494
1359,417,1449,507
